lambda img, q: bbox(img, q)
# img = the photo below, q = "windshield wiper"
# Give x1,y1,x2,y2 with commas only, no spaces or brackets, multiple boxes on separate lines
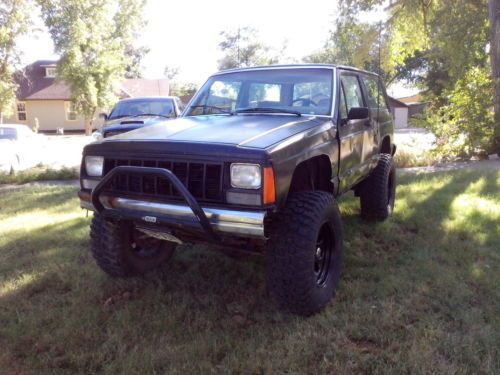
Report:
130,113,171,118
235,107,302,116
189,105,234,115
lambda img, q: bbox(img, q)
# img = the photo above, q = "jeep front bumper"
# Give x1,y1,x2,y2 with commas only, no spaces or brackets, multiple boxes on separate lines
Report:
79,166,267,240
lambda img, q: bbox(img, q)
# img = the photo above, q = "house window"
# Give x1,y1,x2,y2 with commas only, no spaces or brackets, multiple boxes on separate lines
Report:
17,102,27,121
45,67,57,78
65,102,77,121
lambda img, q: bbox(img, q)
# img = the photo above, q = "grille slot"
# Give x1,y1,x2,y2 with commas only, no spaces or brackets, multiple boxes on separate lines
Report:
102,158,223,202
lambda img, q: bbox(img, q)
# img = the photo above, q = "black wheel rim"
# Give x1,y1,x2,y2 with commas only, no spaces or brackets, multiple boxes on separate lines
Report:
314,222,334,287
131,230,163,258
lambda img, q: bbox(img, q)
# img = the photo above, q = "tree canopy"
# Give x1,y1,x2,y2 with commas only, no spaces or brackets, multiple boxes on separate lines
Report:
0,0,33,122
217,27,280,70
38,0,147,134
308,0,496,157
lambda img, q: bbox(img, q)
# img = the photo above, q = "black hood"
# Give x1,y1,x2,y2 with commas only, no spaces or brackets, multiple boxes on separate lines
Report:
100,114,326,149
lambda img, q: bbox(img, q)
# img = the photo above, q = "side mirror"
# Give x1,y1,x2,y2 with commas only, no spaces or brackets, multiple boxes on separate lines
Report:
347,107,369,120
99,113,108,120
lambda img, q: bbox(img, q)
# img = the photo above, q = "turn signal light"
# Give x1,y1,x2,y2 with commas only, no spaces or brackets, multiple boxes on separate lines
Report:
263,166,276,205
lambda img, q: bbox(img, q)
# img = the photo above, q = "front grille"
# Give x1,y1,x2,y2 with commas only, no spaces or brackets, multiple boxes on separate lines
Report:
102,158,223,202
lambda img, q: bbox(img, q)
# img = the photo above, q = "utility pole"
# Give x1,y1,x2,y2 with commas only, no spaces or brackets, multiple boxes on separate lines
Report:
237,27,241,68
489,0,500,154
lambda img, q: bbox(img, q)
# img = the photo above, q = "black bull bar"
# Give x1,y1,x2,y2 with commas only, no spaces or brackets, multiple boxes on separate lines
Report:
90,166,219,241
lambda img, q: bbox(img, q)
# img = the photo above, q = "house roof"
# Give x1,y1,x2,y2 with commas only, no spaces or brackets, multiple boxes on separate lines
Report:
16,60,71,100
120,79,169,98
397,94,424,105
387,96,408,108
15,60,169,100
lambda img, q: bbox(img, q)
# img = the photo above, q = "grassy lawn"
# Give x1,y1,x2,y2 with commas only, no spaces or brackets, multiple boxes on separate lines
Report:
0,169,498,374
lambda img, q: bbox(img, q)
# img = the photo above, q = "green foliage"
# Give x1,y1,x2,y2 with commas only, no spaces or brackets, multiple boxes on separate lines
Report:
169,82,198,98
217,27,279,70
164,65,180,80
306,16,381,71
37,0,146,133
124,45,149,79
0,0,32,121
322,0,494,158
425,67,495,158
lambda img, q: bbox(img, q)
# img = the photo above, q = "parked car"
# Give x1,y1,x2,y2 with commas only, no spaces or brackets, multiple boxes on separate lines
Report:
78,64,396,316
94,96,185,139
0,124,46,174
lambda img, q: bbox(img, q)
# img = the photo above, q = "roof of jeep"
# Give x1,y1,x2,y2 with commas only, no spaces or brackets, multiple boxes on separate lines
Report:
214,64,379,77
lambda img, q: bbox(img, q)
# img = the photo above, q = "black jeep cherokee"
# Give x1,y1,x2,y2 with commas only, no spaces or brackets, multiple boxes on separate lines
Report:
79,64,396,316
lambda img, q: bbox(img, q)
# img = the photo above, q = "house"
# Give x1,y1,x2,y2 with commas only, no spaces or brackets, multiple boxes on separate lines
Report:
387,96,409,129
398,94,428,118
387,94,428,129
3,60,169,133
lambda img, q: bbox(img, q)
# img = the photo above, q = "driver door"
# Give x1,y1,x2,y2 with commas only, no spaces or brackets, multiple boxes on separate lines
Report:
337,72,369,192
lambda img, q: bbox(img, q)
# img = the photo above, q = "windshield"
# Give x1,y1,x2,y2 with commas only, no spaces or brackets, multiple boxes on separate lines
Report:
108,98,175,120
0,128,17,140
185,68,333,117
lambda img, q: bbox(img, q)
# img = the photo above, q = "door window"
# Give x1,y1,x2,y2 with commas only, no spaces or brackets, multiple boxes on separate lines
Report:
340,75,364,112
362,75,390,110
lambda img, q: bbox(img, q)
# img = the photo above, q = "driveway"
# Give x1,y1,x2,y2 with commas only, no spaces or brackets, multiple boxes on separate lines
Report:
40,134,93,169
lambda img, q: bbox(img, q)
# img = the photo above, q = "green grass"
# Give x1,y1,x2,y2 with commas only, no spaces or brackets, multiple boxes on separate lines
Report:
0,166,79,185
0,170,499,374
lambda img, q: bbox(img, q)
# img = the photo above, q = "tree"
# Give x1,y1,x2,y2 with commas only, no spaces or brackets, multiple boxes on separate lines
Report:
38,0,146,134
169,82,198,98
164,65,180,80
305,17,390,80
320,0,495,157
0,0,32,123
124,45,149,79
489,0,500,154
217,27,279,70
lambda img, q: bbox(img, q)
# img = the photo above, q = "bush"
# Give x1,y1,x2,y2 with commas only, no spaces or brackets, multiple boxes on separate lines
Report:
0,166,79,185
424,67,495,159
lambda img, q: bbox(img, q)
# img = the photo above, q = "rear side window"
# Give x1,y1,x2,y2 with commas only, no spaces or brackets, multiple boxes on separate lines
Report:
362,75,390,111
248,83,281,105
340,75,364,112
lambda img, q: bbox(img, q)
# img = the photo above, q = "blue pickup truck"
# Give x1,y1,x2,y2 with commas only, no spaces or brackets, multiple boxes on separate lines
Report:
95,96,185,139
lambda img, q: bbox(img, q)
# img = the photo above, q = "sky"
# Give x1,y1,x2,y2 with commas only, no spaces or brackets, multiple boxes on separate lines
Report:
18,0,416,97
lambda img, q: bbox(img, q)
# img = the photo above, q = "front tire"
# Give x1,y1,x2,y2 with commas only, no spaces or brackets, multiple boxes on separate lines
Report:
266,191,343,316
90,214,176,277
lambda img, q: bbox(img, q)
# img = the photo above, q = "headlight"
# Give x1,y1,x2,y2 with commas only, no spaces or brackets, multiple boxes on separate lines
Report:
91,131,103,141
85,156,104,177
230,163,261,189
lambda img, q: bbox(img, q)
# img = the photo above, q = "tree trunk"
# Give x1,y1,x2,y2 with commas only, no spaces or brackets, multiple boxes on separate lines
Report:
489,0,500,154
84,107,97,136
85,119,92,136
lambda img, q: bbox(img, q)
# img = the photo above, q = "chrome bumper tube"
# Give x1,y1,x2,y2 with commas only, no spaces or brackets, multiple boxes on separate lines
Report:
81,197,267,239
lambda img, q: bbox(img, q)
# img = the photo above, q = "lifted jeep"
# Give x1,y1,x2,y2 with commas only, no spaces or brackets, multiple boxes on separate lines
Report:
79,64,396,316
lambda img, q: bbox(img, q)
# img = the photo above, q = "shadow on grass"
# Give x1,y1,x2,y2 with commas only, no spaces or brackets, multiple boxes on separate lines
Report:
0,170,498,373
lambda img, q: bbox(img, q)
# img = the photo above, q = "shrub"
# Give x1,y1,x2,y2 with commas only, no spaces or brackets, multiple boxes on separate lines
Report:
424,67,495,159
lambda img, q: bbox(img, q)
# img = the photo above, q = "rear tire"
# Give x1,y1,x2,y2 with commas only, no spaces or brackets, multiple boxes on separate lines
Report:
359,153,396,221
90,214,176,277
266,191,343,316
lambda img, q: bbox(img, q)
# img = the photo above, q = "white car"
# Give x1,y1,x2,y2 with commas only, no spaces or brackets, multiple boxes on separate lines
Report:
0,124,46,174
